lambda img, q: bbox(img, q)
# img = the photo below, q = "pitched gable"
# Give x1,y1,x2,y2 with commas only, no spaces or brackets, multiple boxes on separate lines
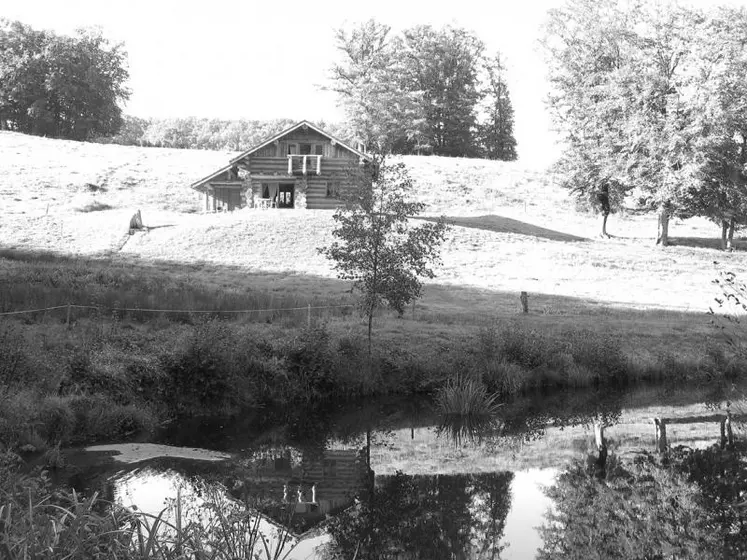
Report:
229,120,370,164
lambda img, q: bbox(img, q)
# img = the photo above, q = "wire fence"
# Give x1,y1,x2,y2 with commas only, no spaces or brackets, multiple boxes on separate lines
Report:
0,302,358,328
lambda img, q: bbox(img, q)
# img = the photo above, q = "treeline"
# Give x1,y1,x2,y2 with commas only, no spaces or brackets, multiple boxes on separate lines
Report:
328,20,517,160
0,19,129,140
544,1,747,247
96,116,356,151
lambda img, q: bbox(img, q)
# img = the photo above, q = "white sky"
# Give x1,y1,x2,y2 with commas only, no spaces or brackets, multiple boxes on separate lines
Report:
2,0,745,160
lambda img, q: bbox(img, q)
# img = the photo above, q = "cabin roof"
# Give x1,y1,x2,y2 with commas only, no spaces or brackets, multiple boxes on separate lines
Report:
190,162,237,191
229,120,371,164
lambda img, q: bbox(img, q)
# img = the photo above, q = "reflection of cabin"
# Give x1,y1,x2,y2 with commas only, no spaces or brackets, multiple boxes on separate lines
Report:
191,121,371,211
235,447,369,536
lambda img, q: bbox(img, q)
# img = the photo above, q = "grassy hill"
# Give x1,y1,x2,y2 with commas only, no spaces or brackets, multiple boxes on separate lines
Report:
2,130,744,320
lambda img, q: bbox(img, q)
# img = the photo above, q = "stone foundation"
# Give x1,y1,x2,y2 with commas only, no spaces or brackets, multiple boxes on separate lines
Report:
295,178,307,209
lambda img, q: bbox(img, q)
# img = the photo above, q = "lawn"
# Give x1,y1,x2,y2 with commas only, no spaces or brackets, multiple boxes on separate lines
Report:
2,130,747,362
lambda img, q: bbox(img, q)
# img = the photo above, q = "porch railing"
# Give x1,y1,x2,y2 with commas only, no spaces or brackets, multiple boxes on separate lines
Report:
287,154,322,175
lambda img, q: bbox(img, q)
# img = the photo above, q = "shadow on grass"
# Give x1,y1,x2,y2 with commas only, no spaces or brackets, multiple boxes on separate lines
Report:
669,236,747,251
422,215,587,243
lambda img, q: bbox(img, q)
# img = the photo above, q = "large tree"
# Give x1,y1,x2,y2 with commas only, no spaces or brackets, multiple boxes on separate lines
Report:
544,1,747,247
328,20,424,153
478,53,517,161
0,19,129,140
329,21,511,159
399,25,485,157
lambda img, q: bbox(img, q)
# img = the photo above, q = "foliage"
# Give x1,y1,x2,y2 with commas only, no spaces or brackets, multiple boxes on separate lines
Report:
0,19,130,140
478,53,517,161
326,471,513,560
320,161,447,352
540,443,747,559
97,115,356,151
0,452,299,559
329,20,517,158
543,1,747,245
539,453,720,559
161,320,255,413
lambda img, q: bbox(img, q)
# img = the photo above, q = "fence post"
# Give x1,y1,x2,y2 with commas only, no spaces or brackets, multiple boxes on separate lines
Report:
720,412,734,449
654,418,668,453
307,304,311,328
520,291,529,314
66,303,71,330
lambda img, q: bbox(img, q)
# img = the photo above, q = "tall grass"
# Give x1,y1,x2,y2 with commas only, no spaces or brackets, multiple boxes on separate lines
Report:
434,374,502,416
0,453,300,559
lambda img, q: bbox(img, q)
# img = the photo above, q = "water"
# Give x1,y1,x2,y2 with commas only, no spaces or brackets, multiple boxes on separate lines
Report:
59,381,744,559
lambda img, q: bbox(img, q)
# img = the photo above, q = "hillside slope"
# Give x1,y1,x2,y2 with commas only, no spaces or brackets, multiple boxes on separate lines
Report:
1,131,745,314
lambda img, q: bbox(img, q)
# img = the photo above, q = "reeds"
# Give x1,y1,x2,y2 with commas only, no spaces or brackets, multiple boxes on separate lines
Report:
434,374,503,416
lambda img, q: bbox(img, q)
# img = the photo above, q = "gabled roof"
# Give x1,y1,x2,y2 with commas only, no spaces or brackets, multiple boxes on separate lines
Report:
190,162,237,190
229,120,370,164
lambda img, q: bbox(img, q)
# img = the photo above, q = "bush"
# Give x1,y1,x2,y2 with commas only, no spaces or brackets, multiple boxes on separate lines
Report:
161,320,254,413
283,324,336,403
35,396,75,444
561,329,628,383
497,325,556,370
67,395,155,443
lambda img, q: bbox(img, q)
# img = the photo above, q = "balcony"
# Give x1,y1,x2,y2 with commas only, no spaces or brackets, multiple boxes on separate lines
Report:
287,154,322,175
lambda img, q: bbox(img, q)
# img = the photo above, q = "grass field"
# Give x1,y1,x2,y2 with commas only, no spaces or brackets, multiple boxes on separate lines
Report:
2,129,746,320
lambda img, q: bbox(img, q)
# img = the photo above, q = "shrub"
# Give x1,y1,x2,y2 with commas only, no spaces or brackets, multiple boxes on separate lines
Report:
283,324,336,403
482,359,527,395
35,396,75,444
561,329,628,383
161,320,254,413
497,326,555,370
67,395,155,443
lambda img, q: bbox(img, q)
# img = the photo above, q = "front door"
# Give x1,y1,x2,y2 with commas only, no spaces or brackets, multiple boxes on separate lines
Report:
278,183,294,208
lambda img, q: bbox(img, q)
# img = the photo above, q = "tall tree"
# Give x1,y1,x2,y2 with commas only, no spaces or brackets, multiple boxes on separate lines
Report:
478,53,517,161
543,1,706,246
328,20,424,153
400,25,485,157
0,19,129,140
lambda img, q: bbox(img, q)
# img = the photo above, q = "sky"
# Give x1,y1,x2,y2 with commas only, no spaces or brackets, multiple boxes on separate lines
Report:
2,0,745,160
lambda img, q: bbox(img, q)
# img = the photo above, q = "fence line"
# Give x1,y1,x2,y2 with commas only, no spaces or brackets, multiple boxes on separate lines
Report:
0,303,356,317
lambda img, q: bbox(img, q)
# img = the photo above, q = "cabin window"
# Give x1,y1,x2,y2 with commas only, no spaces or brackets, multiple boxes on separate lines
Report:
314,144,323,155
287,144,298,155
262,183,270,199
300,143,312,155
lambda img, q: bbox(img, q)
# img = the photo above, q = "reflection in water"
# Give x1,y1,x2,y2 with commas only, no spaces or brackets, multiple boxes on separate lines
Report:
324,471,514,560
60,382,745,559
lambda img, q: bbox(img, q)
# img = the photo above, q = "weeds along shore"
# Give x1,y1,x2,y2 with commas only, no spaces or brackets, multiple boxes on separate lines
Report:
0,249,742,454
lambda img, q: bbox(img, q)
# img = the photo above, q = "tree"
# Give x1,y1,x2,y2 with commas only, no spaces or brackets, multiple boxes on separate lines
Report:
0,19,129,140
328,21,506,158
319,161,447,355
400,25,485,157
478,53,517,161
328,20,424,153
539,453,720,559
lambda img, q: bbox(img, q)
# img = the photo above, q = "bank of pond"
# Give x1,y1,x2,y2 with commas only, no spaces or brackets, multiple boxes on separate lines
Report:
2,381,746,559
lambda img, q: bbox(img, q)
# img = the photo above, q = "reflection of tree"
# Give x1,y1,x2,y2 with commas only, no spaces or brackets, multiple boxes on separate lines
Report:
325,471,513,560
539,452,724,560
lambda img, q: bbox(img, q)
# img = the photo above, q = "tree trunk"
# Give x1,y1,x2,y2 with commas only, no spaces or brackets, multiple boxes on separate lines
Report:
721,219,729,251
367,312,373,358
728,218,735,251
601,211,610,238
594,423,607,479
656,210,670,246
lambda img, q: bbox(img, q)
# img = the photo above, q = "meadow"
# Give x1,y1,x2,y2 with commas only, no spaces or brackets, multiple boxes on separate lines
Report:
1,130,747,454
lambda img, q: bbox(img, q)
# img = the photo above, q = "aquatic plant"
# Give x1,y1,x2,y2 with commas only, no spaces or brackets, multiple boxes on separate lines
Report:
434,374,502,416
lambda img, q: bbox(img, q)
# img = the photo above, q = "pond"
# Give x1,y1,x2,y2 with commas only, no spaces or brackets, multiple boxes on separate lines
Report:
58,380,745,559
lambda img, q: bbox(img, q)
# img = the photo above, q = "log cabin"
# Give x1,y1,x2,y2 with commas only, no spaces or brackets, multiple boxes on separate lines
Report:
191,120,371,211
